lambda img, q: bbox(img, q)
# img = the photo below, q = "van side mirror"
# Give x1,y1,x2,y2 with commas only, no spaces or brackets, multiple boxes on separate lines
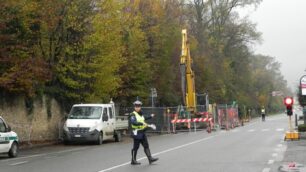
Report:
6,125,11,132
65,114,69,120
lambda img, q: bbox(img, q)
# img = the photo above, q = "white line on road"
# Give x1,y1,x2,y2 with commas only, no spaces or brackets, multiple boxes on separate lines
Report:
262,168,270,172
268,160,274,164
0,147,89,162
97,134,219,172
248,129,255,132
276,128,284,131
277,144,283,147
9,161,28,166
272,153,278,157
261,129,270,132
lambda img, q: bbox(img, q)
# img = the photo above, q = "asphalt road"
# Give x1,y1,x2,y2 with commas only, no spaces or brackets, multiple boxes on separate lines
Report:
0,114,289,172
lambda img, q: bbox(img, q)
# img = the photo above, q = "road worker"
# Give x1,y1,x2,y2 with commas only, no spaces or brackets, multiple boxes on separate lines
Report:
261,106,266,122
130,100,158,165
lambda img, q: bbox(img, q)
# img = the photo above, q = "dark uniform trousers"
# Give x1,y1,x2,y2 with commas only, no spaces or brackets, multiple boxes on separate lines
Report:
132,132,149,151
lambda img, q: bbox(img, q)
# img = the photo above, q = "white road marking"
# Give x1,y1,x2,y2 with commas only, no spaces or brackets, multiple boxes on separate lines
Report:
268,160,274,164
276,128,284,131
248,129,255,132
9,161,28,166
267,117,287,121
0,147,89,162
43,155,58,159
272,153,278,157
261,129,270,132
97,134,219,172
262,168,270,172
277,144,283,147
275,145,288,161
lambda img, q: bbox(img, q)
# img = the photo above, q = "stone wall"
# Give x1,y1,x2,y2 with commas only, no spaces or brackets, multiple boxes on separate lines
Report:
0,96,64,143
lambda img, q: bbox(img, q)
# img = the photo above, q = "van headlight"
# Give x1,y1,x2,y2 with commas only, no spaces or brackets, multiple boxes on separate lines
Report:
89,125,98,132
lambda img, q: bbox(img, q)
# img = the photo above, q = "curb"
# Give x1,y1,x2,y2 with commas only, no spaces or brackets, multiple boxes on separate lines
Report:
19,140,61,150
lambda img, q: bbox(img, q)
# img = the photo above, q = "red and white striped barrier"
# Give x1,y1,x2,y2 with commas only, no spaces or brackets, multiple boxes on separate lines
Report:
192,118,212,122
171,119,191,123
171,117,212,124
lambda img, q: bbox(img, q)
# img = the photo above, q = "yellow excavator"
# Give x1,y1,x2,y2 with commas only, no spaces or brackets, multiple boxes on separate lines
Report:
180,29,196,112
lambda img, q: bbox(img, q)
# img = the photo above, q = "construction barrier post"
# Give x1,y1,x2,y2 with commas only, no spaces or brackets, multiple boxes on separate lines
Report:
167,108,170,133
173,123,176,133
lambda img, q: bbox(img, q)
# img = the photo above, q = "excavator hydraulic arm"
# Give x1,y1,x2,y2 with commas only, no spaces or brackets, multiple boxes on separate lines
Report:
180,29,196,112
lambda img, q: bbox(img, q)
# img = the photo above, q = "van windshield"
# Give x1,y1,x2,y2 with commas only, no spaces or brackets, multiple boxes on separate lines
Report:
68,106,102,119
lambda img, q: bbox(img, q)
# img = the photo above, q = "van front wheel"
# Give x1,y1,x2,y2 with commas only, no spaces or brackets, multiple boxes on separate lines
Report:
97,132,103,145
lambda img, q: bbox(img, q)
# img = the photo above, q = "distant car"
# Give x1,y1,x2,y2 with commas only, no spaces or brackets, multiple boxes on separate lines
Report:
0,116,19,158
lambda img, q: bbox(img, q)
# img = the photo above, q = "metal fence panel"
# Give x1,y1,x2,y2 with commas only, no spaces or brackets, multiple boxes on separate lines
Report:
216,104,239,130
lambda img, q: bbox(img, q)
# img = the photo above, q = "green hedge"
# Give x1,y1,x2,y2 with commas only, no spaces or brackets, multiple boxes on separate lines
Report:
298,124,306,132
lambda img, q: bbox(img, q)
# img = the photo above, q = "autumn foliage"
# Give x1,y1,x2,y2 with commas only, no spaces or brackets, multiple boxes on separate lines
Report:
0,0,290,112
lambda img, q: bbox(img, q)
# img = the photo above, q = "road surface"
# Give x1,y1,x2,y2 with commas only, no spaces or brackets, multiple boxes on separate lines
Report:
0,114,289,172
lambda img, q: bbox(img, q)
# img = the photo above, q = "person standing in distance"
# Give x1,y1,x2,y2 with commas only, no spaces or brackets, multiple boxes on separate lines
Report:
130,100,158,165
261,106,266,122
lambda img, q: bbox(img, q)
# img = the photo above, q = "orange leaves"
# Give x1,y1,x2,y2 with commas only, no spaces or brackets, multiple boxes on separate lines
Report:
0,57,51,97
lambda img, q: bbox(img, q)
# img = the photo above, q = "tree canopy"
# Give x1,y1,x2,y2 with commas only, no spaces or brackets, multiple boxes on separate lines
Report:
0,0,291,112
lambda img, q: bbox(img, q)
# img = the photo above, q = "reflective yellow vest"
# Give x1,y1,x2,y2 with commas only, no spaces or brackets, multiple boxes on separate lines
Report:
131,111,146,130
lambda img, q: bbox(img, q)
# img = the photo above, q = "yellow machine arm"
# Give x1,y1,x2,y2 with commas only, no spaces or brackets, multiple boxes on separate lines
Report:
180,29,196,112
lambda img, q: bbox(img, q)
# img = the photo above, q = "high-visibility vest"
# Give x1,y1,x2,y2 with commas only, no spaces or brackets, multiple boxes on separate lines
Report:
131,111,146,130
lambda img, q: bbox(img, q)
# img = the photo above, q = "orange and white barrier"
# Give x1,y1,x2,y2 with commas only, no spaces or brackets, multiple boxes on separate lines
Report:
171,117,212,123
171,119,191,123
192,118,213,122
171,117,213,133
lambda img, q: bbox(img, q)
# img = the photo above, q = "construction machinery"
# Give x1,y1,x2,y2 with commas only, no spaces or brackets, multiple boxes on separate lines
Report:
180,29,196,112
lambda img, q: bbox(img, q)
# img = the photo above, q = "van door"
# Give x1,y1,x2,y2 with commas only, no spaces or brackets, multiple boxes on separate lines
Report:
108,107,115,134
0,118,9,152
102,107,111,137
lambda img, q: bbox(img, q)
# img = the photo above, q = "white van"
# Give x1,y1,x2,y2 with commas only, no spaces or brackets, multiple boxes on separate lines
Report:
0,116,19,158
63,103,128,144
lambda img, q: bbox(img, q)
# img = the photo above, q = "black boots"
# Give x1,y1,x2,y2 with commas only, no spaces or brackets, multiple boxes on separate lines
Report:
144,148,159,164
131,150,141,165
131,148,158,165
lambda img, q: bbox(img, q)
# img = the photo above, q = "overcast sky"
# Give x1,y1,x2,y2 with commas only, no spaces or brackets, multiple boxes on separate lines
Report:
241,0,306,92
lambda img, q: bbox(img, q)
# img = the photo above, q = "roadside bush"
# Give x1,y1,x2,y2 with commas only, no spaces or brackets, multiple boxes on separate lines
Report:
298,124,306,132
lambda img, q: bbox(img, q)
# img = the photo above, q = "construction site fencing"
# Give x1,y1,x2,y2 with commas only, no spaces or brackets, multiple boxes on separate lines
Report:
121,106,173,134
120,105,212,134
57,104,249,139
216,104,239,130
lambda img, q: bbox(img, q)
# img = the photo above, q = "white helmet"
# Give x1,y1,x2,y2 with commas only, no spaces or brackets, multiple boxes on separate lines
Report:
133,100,142,106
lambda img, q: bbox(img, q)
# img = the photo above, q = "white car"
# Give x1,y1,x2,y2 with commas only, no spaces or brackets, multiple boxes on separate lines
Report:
0,116,19,158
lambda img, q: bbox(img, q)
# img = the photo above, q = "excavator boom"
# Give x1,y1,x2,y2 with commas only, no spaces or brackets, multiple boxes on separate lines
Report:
180,29,196,112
